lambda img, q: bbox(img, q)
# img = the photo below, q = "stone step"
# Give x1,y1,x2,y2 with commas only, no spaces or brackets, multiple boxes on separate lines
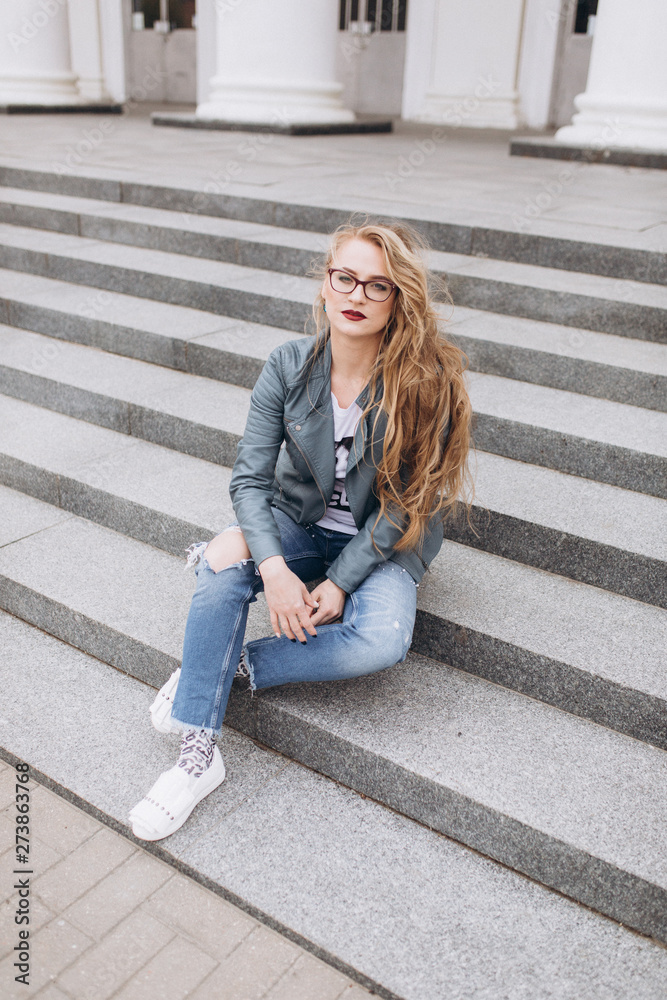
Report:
0,218,665,343
1,497,667,946
0,325,665,498
1,469,665,744
468,371,667,498
0,267,301,391
2,397,665,753
0,391,664,610
449,306,667,413
436,250,667,344
452,451,666,608
0,323,248,467
1,268,665,412
0,163,664,287
5,615,667,1000
0,185,326,277
0,223,314,334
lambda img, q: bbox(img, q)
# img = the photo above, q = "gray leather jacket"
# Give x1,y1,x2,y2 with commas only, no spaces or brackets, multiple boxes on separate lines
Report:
229,336,447,593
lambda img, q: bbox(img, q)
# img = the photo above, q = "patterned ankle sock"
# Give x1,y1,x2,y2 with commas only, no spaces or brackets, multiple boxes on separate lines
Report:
177,729,215,777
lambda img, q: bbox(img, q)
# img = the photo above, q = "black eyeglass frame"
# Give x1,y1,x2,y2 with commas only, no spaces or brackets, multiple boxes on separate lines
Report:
327,267,398,302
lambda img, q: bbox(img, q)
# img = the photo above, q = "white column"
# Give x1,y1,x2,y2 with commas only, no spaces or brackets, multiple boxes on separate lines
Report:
401,0,438,121
0,0,81,106
516,0,563,131
68,0,112,103
97,0,127,104
413,0,524,129
556,0,667,150
196,0,354,125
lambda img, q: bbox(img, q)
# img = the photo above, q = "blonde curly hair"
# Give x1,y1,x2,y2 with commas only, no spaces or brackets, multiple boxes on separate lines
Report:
306,215,474,554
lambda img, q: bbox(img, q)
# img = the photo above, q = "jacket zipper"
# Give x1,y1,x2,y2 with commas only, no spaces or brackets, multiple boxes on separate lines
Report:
285,425,329,520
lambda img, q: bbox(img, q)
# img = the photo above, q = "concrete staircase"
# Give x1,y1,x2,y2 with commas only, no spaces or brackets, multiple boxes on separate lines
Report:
1,167,666,1000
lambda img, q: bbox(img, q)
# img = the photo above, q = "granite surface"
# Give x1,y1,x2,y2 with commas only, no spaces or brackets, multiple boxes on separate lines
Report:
4,609,667,1000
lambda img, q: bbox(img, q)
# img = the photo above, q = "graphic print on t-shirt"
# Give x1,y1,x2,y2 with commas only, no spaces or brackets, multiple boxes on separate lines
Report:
329,435,355,513
316,394,363,535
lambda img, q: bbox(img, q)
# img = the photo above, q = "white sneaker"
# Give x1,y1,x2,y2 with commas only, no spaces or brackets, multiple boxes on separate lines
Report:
149,668,181,734
129,745,226,841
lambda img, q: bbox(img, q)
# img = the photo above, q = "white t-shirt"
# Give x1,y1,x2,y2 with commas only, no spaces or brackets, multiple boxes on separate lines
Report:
315,392,363,535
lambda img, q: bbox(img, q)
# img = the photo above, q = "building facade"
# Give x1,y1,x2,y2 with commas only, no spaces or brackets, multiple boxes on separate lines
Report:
1,0,665,150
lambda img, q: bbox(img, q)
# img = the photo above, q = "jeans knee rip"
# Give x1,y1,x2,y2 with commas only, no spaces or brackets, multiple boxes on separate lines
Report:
184,540,208,571
184,540,257,575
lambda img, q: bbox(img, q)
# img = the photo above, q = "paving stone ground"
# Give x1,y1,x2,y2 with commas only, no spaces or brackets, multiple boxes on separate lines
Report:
0,761,372,1000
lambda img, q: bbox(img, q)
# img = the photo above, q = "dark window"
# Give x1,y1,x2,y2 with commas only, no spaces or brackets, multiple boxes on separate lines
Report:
339,0,407,30
170,0,195,29
397,0,407,31
574,0,598,33
134,0,159,29
133,0,194,29
380,0,393,30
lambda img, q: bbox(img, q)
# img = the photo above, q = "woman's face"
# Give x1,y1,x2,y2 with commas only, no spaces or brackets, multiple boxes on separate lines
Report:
321,237,396,341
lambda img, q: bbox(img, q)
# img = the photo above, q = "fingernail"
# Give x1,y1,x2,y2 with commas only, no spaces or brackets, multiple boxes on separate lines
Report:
299,640,307,645
290,638,297,643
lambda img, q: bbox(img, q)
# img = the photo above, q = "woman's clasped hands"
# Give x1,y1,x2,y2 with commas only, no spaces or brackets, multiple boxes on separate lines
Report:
259,555,346,642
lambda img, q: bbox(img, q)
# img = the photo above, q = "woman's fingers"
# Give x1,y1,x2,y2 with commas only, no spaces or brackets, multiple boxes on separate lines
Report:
269,609,282,640
274,607,318,643
265,573,320,641
298,609,318,638
279,615,296,641
288,610,316,643
310,610,336,627
307,599,337,627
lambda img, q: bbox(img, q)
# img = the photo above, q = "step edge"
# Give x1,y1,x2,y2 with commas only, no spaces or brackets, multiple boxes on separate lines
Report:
0,162,663,286
1,586,666,948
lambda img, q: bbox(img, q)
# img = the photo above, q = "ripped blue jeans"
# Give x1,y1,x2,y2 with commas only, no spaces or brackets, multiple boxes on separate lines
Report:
170,506,418,736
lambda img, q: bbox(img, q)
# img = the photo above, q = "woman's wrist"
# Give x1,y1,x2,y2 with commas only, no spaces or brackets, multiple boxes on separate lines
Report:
258,554,288,580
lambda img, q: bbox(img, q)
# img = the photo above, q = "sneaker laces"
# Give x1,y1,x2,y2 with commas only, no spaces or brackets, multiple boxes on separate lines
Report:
178,729,215,777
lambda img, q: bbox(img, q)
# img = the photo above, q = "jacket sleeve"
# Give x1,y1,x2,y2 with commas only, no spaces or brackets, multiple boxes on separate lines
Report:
324,503,412,593
228,349,286,568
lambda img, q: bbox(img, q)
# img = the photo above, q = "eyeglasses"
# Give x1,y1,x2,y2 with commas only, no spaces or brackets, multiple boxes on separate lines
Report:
327,268,398,303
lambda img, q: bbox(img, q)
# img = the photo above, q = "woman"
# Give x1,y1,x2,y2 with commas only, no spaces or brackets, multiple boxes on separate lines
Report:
129,218,472,842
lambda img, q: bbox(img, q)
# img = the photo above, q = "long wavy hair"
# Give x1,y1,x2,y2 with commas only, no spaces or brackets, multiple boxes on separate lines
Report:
306,216,473,555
